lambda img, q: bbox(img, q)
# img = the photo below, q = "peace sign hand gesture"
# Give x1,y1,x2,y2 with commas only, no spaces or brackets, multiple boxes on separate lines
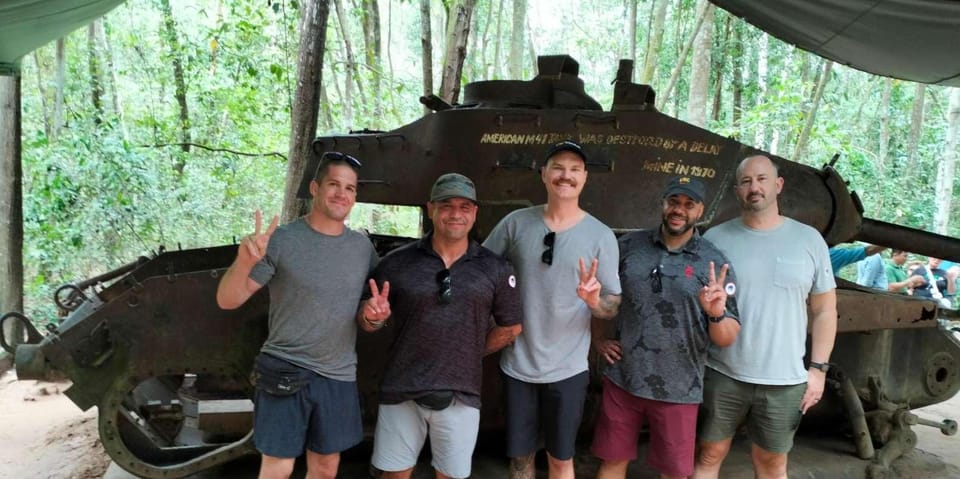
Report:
362,279,391,328
698,261,729,319
577,257,602,310
238,210,279,268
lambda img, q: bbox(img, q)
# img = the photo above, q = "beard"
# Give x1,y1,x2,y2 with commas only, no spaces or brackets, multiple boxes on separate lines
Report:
662,213,696,236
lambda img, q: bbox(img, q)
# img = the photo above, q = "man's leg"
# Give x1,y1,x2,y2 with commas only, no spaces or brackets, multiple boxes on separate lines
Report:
426,399,480,479
381,468,415,479
591,378,645,479
304,451,340,479
750,444,788,479
372,402,428,478
543,371,589,479
503,373,539,479
258,455,296,479
692,438,733,479
596,460,629,479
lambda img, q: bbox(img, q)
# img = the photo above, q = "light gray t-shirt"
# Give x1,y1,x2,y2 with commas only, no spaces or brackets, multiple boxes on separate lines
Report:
483,205,621,383
250,218,378,381
703,217,835,386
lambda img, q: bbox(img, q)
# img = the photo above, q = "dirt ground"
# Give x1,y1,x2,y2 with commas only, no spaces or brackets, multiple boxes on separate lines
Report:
2,364,959,479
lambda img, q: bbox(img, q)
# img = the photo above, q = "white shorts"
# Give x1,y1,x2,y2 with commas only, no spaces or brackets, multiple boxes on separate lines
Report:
371,398,480,478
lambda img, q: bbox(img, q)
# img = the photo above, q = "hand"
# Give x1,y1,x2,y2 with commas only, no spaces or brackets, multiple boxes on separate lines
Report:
800,368,827,414
577,258,602,309
907,276,926,288
362,279,391,326
593,339,622,365
698,262,729,319
238,210,279,267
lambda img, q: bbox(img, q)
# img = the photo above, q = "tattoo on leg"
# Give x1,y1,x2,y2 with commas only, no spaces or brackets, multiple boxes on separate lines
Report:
509,453,536,479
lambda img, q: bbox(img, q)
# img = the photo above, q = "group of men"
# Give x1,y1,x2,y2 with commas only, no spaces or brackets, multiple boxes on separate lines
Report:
835,242,959,306
216,143,838,479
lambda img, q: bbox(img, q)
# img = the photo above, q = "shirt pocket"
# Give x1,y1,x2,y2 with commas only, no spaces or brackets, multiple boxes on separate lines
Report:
773,257,809,290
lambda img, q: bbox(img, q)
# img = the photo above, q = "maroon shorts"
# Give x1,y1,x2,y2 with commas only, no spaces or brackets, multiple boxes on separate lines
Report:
591,377,699,477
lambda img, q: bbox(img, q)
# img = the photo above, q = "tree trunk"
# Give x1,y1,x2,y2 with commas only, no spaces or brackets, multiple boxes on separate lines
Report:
877,78,893,177
439,0,477,105
627,0,638,65
933,88,960,235
492,0,504,79
361,0,382,122
1,74,24,347
31,51,52,140
53,38,66,141
793,60,833,162
333,0,364,123
478,0,493,78
159,0,191,157
507,0,525,79
711,14,730,123
640,0,667,85
87,22,104,125
282,0,331,222
420,0,433,115
754,33,768,149
906,83,927,178
97,19,126,139
656,0,709,111
686,0,713,127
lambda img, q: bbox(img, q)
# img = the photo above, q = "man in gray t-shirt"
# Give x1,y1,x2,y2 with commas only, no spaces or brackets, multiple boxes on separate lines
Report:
694,155,838,479
483,140,621,479
216,152,378,479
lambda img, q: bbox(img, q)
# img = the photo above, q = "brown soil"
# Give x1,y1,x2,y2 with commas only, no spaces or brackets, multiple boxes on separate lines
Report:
0,369,110,479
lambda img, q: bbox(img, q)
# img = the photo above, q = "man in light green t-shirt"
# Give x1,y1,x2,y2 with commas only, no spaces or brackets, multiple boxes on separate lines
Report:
885,249,924,294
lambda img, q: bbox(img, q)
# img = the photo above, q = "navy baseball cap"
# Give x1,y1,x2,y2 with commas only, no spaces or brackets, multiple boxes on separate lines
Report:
663,176,706,203
544,140,587,164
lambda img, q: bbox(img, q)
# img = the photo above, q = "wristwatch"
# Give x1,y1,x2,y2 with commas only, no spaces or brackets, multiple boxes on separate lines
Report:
809,361,830,372
707,315,725,323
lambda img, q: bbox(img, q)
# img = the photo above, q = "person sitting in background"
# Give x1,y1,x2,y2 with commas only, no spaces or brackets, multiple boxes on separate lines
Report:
884,250,924,294
911,257,957,308
856,253,888,291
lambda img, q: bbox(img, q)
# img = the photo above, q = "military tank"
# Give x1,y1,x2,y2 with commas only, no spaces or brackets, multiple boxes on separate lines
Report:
3,55,958,478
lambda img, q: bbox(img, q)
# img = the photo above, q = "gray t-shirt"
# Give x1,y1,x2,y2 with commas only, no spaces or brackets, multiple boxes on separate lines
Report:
249,218,378,381
483,205,621,383
703,217,835,385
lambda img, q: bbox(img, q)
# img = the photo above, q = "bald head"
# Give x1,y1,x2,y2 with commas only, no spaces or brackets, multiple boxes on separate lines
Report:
734,154,784,215
736,155,780,180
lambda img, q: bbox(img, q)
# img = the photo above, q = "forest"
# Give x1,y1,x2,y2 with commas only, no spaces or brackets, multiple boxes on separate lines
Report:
3,0,960,325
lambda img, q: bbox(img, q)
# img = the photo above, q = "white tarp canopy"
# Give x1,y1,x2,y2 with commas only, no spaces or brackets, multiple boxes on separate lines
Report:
0,0,125,75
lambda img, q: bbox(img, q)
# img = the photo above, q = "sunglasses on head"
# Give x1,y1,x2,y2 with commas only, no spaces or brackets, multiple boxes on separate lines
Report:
541,232,556,266
436,269,452,304
319,151,362,169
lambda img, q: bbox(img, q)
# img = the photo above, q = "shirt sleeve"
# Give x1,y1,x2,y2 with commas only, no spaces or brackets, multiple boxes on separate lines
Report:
482,217,511,256
249,236,279,287
597,229,622,296
492,261,523,327
811,235,837,294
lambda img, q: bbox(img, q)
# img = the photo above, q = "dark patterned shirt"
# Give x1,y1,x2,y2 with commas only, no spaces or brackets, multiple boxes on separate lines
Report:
369,235,523,409
604,228,739,404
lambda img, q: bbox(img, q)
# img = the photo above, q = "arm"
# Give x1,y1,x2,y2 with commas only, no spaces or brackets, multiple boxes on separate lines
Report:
707,316,740,348
699,261,740,347
864,245,887,257
485,324,522,355
590,294,621,319
591,315,622,364
947,267,959,295
357,279,391,332
888,275,924,293
216,211,277,310
801,289,838,414
577,257,621,318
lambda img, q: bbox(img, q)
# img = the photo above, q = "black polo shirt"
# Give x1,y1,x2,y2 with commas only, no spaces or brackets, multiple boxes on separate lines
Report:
369,235,523,409
605,228,739,404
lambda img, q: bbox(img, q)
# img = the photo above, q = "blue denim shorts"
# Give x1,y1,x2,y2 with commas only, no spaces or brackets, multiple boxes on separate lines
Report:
252,353,363,457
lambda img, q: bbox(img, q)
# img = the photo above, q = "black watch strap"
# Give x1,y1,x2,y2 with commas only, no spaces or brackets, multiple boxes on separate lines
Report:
707,315,725,323
809,361,830,372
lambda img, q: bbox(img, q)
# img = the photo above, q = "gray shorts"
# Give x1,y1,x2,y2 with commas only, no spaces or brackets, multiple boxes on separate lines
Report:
698,368,806,453
371,399,480,478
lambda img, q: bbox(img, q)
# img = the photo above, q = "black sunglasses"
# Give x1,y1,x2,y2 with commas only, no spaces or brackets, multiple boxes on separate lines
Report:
541,232,556,266
436,269,452,304
320,151,362,169
650,265,663,293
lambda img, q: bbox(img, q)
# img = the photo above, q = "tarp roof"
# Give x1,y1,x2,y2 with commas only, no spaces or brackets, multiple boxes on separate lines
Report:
2,0,960,87
710,0,960,87
0,0,125,75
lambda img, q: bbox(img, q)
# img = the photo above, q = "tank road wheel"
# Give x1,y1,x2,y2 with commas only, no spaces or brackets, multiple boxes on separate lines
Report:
98,374,256,478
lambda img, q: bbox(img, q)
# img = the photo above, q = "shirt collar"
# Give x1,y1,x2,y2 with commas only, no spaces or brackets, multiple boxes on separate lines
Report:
416,232,482,260
650,227,702,254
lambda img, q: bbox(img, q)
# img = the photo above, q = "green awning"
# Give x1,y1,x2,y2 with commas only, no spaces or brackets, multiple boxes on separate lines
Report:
0,0,125,75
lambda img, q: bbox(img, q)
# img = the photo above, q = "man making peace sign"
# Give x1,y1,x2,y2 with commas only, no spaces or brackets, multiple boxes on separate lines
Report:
216,152,378,479
483,141,622,479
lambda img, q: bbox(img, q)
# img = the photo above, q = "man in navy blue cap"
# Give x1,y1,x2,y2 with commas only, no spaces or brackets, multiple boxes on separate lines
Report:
591,175,739,479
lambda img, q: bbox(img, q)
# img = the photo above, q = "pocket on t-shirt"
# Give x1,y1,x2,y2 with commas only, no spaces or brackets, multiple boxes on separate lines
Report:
773,258,809,289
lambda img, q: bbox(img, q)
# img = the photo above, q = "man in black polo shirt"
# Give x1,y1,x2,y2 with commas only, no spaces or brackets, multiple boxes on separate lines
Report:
360,173,524,479
591,176,740,479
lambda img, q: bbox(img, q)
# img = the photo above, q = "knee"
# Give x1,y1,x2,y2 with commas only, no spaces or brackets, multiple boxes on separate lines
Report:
259,456,295,479
306,453,340,479
696,441,731,468
750,447,787,477
546,454,574,475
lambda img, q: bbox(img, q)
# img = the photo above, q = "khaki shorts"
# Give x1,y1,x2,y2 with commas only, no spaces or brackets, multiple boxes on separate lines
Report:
698,368,806,454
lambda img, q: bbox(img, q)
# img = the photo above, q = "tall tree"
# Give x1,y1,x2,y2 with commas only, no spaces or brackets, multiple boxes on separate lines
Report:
0,74,24,347
159,0,191,155
31,52,52,139
906,83,927,177
87,22,105,125
439,0,477,104
96,19,126,139
754,33,768,149
934,88,960,234
731,21,743,129
656,0,709,111
361,0,382,123
333,0,364,124
686,0,714,127
877,78,893,177
282,0,332,222
627,0,638,65
711,15,730,123
492,0,504,79
507,0,526,79
420,0,433,114
793,60,833,162
53,38,66,141
640,0,667,85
